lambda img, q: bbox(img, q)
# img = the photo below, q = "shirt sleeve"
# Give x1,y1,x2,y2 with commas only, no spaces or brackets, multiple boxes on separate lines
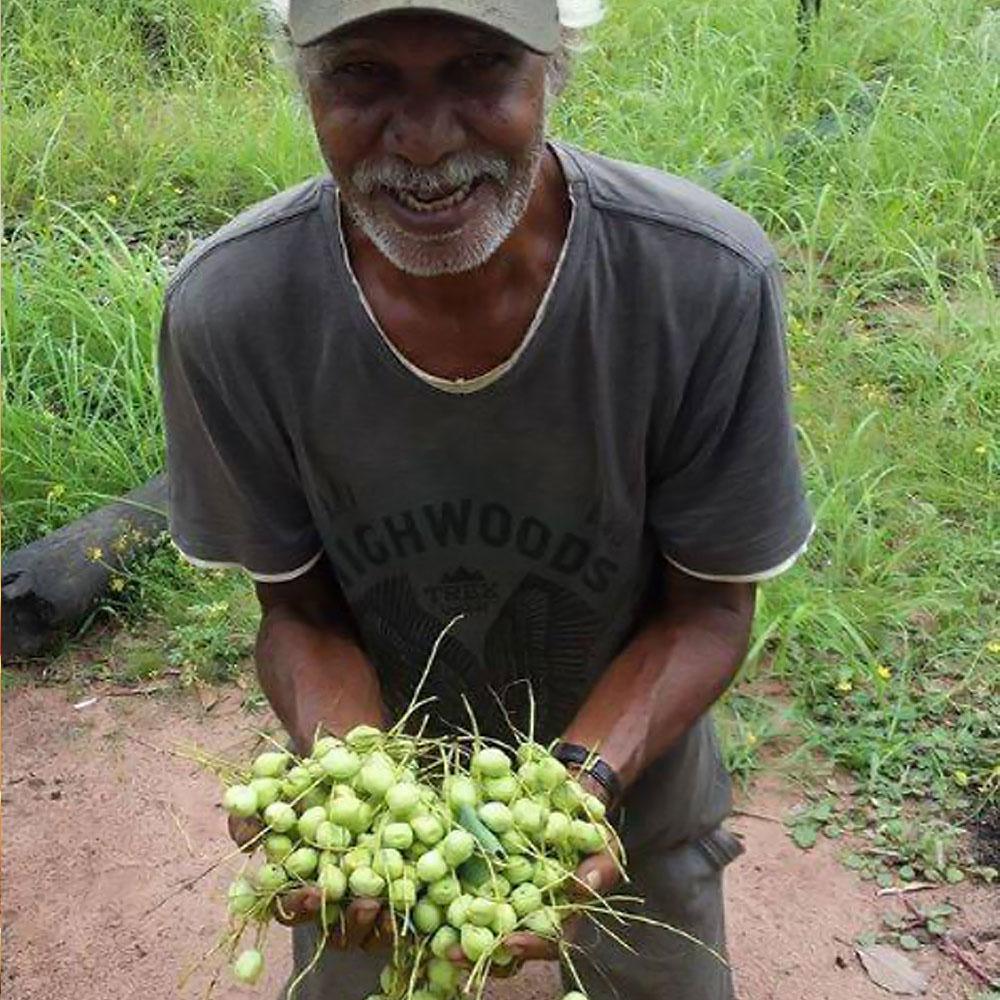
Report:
158,289,322,582
647,262,813,582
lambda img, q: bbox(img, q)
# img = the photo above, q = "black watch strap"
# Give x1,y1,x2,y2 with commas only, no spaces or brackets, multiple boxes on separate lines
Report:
551,742,623,808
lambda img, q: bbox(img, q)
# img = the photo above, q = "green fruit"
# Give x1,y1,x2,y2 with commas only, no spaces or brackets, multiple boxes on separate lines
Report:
297,805,329,842
312,735,341,757
427,874,462,905
518,761,541,790
281,766,314,800
349,866,386,898
223,785,258,818
373,848,405,880
446,893,474,927
299,786,328,812
473,874,510,899
426,957,460,993
263,833,295,864
533,858,567,890
492,901,518,936
504,855,535,885
500,829,533,854
550,780,583,813
413,898,443,933
473,747,512,778
544,811,571,846
512,798,546,833
482,774,519,802
359,754,396,798
478,802,514,834
582,794,607,821
386,783,421,818
537,756,568,792
256,863,289,893
318,864,347,901
522,906,560,938
460,923,495,962
430,924,460,958
344,724,383,749
327,796,363,831
570,820,607,855
227,877,256,916
467,897,496,927
251,751,291,779
320,747,361,781
343,846,373,876
410,814,445,846
379,964,407,998
262,801,296,833
416,849,449,884
516,741,546,765
249,777,283,809
382,822,414,851
315,821,352,851
285,846,320,879
442,829,475,867
388,877,417,908
510,882,543,916
445,776,478,810
233,948,264,984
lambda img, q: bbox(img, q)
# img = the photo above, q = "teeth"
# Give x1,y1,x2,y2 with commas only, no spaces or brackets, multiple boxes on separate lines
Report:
393,181,473,213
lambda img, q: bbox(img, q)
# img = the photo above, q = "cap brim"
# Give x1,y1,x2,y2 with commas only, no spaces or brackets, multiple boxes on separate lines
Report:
289,0,560,54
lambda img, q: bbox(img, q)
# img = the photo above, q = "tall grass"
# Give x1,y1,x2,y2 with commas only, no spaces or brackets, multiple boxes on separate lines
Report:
2,0,998,869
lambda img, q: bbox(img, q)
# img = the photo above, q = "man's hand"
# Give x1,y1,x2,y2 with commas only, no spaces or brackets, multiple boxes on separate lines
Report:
272,887,397,951
228,813,265,853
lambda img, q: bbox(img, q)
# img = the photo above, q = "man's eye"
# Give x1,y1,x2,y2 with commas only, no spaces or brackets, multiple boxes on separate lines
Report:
330,61,383,79
457,52,509,73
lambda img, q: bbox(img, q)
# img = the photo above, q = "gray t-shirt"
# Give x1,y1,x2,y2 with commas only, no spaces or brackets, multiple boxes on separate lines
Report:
159,142,812,850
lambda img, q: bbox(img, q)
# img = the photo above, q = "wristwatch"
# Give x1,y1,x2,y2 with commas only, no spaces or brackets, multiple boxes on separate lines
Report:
551,741,623,809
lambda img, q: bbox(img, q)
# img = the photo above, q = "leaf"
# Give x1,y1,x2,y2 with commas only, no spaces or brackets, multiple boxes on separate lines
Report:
792,824,819,849
898,934,921,951
855,943,927,994
945,867,965,884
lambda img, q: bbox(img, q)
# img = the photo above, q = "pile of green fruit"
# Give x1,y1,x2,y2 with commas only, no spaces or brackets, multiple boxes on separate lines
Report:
219,724,618,999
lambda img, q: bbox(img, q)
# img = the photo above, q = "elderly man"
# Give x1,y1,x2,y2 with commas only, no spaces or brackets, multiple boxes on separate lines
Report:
159,2,812,998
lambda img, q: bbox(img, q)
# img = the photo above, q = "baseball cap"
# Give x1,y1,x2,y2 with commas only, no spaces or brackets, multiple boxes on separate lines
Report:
287,0,561,54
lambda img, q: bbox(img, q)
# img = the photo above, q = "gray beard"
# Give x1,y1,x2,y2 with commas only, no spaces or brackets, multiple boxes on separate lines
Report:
334,130,548,277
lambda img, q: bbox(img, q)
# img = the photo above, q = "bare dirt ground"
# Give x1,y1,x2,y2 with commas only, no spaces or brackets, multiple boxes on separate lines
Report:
2,682,996,1000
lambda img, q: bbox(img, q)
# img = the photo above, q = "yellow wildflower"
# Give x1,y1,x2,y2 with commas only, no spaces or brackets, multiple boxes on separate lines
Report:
986,641,1000,655
836,679,853,693
876,664,892,681
746,731,758,747
86,546,104,562
106,193,118,206
109,576,126,593
953,771,969,788
975,444,987,455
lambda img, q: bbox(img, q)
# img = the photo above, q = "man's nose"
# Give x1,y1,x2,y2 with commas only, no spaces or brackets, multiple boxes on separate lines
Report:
383,94,466,166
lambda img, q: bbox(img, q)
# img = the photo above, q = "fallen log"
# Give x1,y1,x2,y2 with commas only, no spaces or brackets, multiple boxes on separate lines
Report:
1,474,169,660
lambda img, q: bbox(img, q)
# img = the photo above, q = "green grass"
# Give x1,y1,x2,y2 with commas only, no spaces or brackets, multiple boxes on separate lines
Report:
2,0,998,880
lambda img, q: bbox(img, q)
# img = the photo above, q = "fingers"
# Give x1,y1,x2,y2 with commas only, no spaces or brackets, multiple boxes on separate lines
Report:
569,849,621,902
273,886,322,927
330,899,383,951
227,813,265,853
502,931,560,962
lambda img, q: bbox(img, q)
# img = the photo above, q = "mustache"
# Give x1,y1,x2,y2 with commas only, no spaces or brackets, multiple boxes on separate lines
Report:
351,152,511,198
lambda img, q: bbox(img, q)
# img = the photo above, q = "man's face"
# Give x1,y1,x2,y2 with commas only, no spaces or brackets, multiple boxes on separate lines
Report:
302,14,551,276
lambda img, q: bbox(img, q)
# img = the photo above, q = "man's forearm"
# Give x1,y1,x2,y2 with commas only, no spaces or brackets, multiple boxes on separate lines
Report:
254,561,386,754
561,568,755,791
256,612,386,754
